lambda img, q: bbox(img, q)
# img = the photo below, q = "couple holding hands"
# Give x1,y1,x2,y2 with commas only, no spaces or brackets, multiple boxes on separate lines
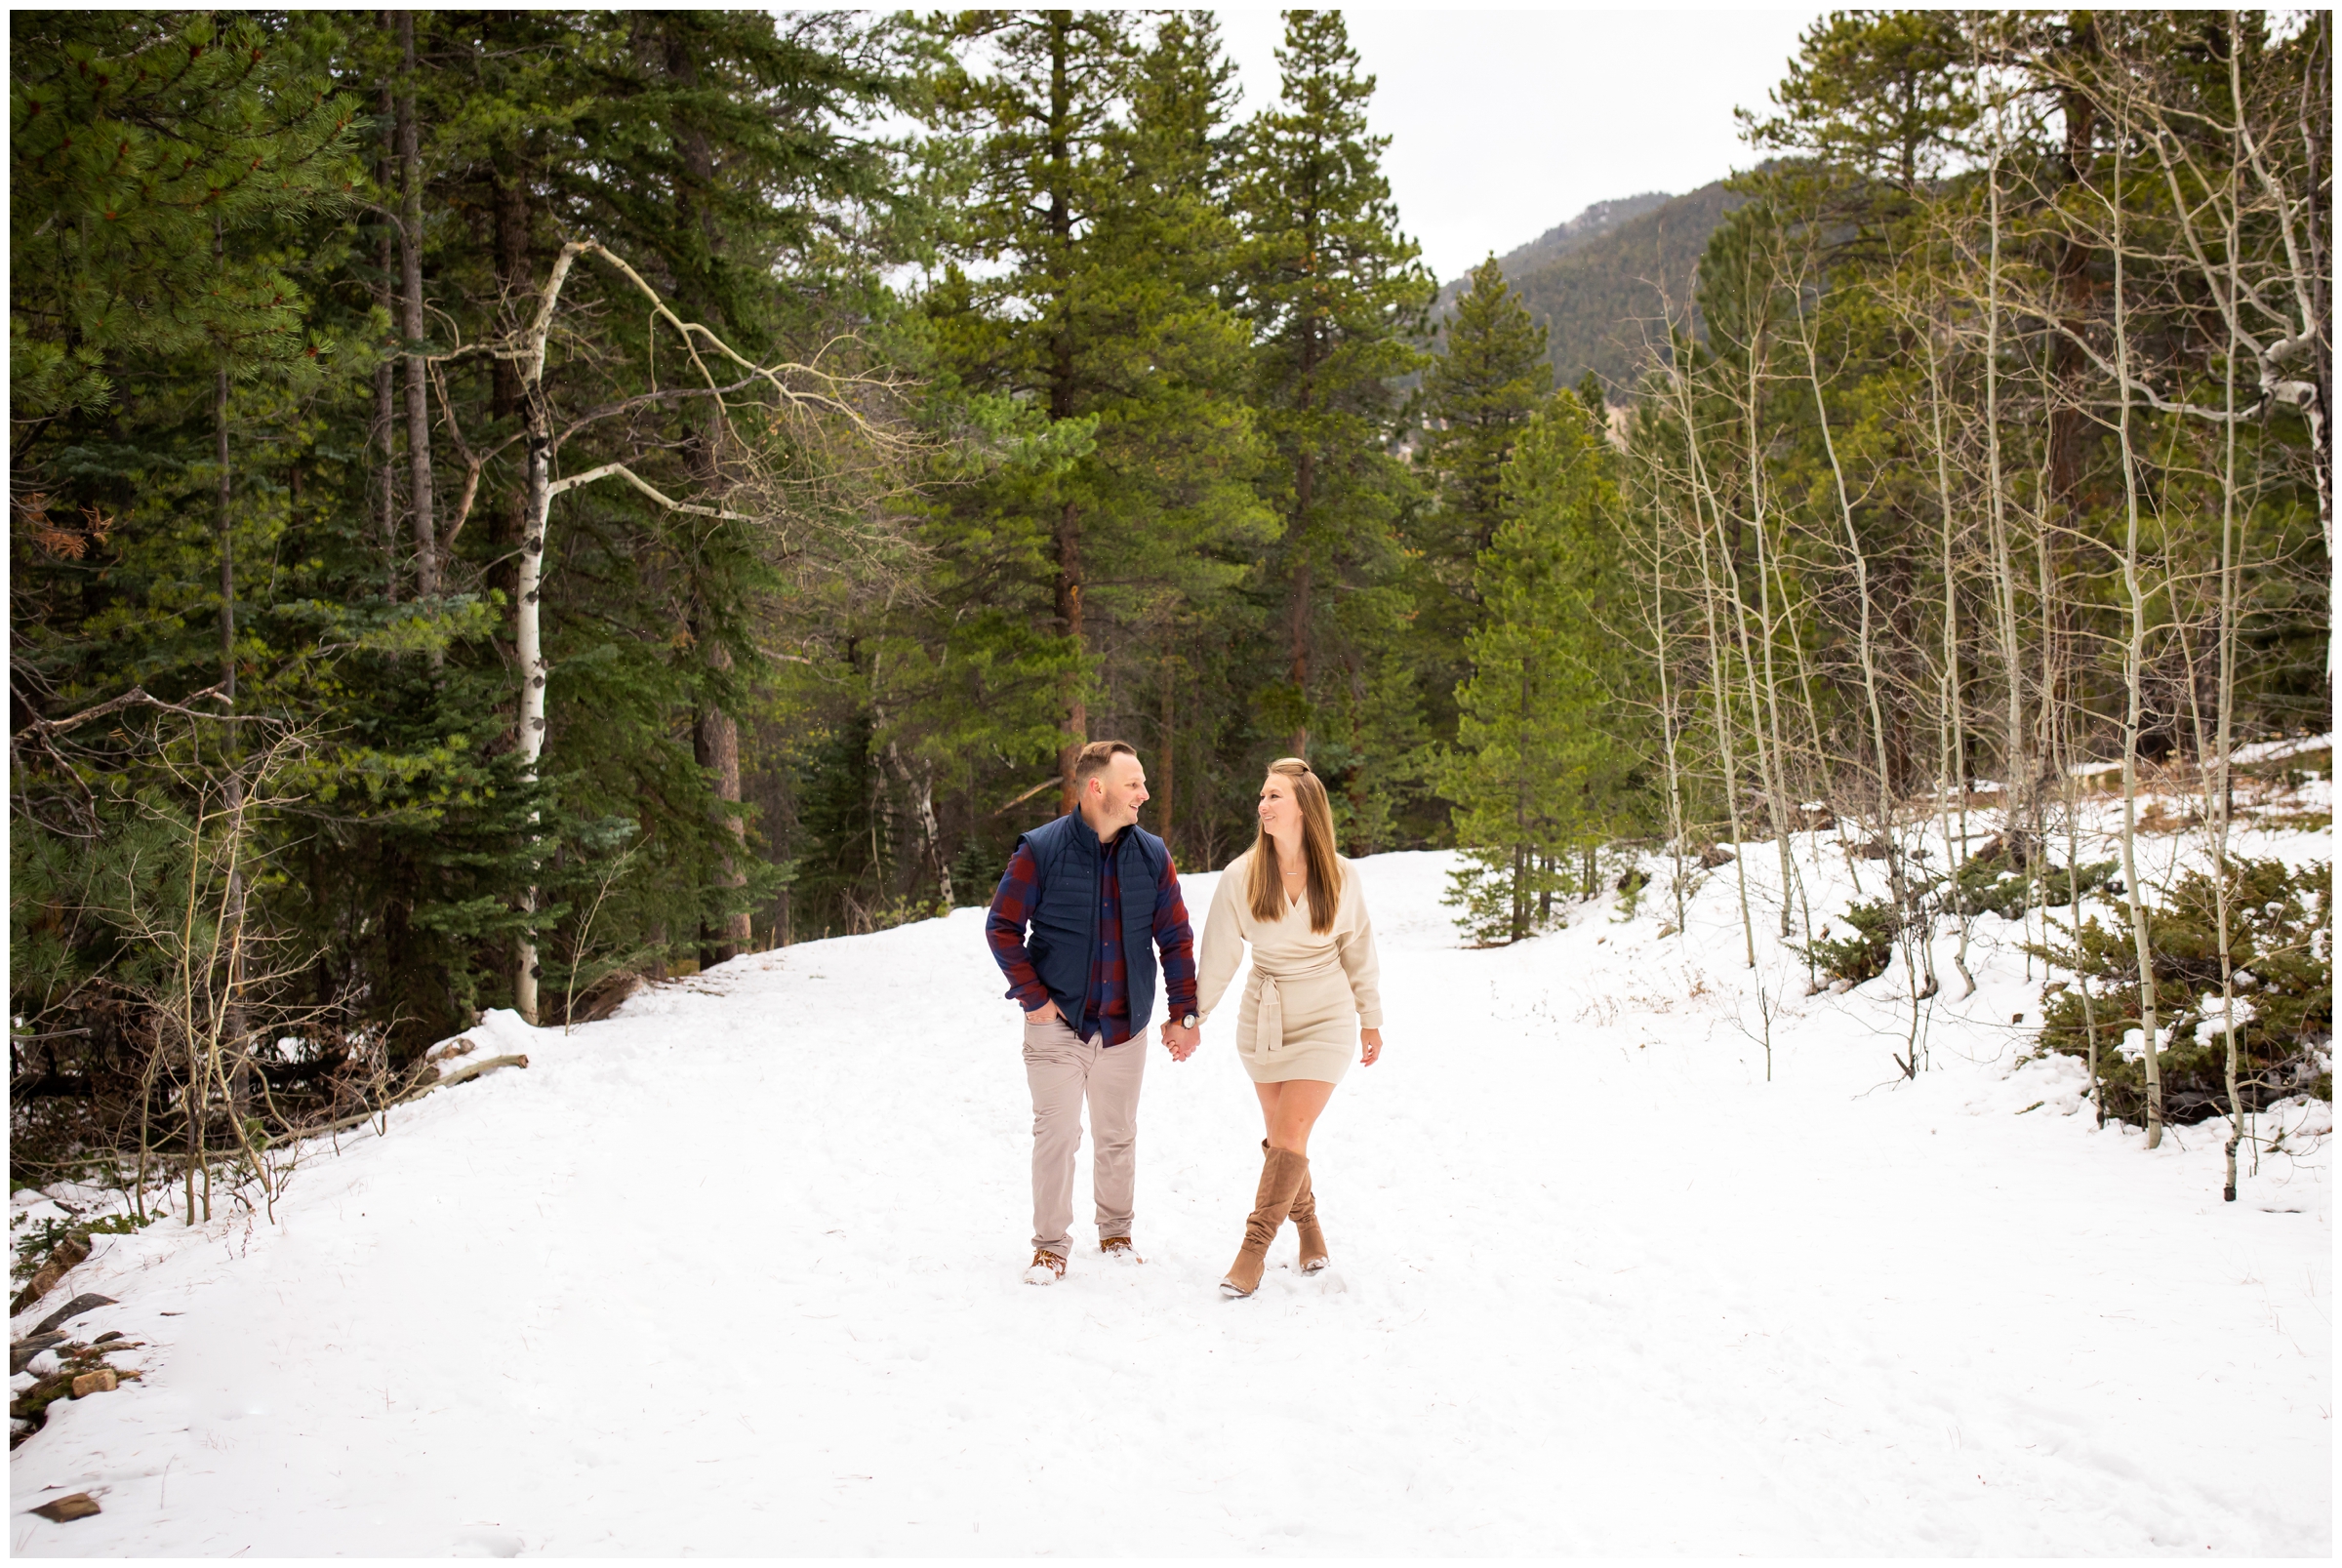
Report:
984,741,1385,1298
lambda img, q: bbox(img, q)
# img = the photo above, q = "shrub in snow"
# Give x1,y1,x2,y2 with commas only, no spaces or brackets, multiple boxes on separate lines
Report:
1932,837,2118,921
2034,858,2332,1126
1797,899,1898,986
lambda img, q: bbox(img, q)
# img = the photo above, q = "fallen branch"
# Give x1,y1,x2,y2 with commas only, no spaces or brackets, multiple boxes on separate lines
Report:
309,1052,530,1142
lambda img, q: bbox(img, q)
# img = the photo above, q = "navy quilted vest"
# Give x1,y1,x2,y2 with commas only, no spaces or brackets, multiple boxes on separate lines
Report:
1018,811,1165,1041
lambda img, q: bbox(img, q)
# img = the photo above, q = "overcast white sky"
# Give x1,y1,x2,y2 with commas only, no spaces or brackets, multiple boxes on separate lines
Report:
1212,8,1817,283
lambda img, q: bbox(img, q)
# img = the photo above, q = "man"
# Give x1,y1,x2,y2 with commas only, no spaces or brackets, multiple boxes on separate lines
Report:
986,741,1201,1284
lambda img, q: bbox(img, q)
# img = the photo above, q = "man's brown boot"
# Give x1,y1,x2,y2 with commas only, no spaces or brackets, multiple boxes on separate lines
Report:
1220,1146,1310,1298
1265,1139,1328,1274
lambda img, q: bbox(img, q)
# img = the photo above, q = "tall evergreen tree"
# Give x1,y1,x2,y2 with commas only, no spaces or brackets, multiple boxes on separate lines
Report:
1412,253,1552,753
1442,390,1640,943
915,9,1268,830
1235,10,1432,759
11,11,919,1065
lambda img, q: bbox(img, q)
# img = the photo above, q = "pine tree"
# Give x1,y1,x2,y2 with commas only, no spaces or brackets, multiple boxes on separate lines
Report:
1441,390,1639,943
1235,10,1432,759
911,9,1268,832
11,12,921,1059
1412,254,1552,752
10,13,359,424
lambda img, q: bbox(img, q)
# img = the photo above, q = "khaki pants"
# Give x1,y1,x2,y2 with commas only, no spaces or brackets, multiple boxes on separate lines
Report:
1023,1013,1148,1260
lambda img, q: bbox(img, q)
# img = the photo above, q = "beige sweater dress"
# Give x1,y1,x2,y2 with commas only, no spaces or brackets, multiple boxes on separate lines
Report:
1195,849,1384,1085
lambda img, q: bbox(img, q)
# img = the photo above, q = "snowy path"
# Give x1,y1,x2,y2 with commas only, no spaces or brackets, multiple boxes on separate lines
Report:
10,849,2331,1555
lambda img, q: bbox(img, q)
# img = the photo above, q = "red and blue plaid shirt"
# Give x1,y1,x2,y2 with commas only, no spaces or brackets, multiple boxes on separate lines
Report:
985,833,1197,1047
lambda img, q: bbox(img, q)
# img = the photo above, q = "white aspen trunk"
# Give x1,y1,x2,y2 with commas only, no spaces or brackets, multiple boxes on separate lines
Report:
1752,514,1817,959
2214,78,2247,1197
1797,287,1924,1051
912,758,949,913
215,348,251,1119
1733,303,1801,939
1663,340,1757,966
1740,341,1799,938
2051,679,2107,1124
1749,448,1806,943
2175,606,2242,1194
512,392,549,1023
2230,20,2333,556
1692,507,1757,969
1650,503,1691,937
2105,126,2166,1149
1980,93,2033,895
2026,485,2056,984
1919,324,1975,996
508,243,582,1025
1777,576,1856,888
498,238,879,1009
1719,530,1793,943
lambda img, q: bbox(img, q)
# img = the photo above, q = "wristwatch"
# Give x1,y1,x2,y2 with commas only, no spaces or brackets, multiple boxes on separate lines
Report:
1182,1012,1198,1030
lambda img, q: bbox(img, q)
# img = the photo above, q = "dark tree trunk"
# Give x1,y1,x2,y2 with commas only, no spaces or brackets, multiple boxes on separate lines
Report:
395,12,437,596
2046,22,2099,515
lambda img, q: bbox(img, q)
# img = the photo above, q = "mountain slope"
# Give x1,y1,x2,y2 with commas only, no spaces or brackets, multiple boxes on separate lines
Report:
1436,182,1743,398
1512,180,1741,396
1434,190,1673,313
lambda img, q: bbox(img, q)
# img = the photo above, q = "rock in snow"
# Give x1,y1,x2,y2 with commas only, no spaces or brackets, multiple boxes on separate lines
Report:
6,843,2330,1555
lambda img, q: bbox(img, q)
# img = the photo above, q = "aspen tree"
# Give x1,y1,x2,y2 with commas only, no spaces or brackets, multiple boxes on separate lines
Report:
2212,38,2250,1198
1659,326,1760,968
1629,452,1696,938
1692,502,1759,970
1790,239,1925,1048
499,241,904,1019
2100,109,2168,1147
1978,40,2034,878
1712,229,1802,939
1916,309,1976,996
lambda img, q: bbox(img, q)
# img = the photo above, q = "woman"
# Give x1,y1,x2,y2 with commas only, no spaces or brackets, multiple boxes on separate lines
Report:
1187,757,1384,1297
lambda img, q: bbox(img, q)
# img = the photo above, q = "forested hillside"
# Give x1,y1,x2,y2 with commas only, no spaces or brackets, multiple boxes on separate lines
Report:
1439,182,1742,398
1432,189,1673,314
10,10,2331,1198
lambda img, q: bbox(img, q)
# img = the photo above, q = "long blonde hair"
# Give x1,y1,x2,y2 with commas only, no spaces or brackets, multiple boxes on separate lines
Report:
1246,757,1344,933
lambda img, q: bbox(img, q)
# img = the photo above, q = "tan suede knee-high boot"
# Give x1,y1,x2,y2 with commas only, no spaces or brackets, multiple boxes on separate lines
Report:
1265,1139,1328,1274
1221,1146,1309,1298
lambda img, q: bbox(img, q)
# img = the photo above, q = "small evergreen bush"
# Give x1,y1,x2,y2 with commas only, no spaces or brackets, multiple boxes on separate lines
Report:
1800,899,1899,985
1937,839,2118,920
2034,858,2332,1125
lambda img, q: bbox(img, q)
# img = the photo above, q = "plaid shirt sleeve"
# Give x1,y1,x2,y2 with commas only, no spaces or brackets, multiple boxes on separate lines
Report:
1154,857,1197,1016
985,842,1053,1012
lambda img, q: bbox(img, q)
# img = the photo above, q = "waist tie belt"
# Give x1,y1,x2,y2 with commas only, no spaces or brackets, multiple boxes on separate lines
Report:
1250,953,1346,1053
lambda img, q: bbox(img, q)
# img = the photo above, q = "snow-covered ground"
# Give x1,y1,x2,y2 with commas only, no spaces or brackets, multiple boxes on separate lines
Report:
10,803,2331,1555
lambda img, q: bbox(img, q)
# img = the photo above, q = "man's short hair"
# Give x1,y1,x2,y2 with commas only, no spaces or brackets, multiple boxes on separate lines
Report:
1072,740,1137,787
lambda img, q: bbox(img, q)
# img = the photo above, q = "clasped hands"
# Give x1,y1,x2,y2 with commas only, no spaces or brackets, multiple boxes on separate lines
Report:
1030,996,1199,1062
1158,1015,1200,1062
1152,1018,1385,1065
1034,1002,1374,1066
